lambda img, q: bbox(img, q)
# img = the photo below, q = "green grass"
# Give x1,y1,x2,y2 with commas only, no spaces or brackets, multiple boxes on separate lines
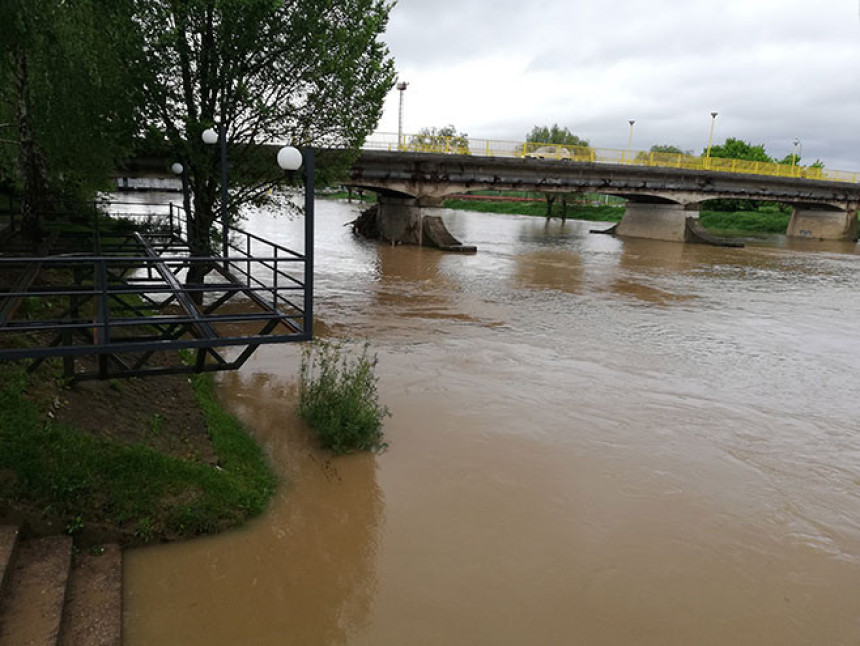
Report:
299,340,390,455
0,364,277,542
699,210,791,234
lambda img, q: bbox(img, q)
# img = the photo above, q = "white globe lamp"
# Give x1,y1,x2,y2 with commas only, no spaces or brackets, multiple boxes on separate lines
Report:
277,146,303,171
201,128,219,145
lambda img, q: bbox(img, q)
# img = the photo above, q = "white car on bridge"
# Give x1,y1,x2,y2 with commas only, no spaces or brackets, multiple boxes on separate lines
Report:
524,145,572,161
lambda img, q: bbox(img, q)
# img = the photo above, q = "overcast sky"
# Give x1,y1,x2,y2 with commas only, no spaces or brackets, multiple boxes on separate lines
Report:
374,0,860,171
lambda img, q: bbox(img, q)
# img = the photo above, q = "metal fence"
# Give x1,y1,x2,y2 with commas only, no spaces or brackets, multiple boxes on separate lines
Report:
0,201,311,380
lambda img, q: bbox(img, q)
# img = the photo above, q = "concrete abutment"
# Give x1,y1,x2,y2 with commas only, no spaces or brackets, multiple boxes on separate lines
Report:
786,207,858,241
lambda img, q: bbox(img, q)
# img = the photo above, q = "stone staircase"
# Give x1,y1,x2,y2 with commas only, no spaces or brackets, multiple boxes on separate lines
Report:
0,526,122,645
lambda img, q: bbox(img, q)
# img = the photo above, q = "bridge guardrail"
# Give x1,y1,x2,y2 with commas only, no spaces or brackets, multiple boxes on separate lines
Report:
365,133,858,184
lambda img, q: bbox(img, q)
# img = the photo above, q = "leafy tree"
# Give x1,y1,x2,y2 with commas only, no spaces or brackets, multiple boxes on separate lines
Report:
129,0,396,274
0,1,56,242
649,144,691,155
0,0,139,244
704,139,779,212
526,124,589,147
636,144,696,164
777,154,825,169
705,138,773,163
409,125,469,154
525,124,589,219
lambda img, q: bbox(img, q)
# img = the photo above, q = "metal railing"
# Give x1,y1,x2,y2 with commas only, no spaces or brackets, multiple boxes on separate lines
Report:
365,133,858,184
0,201,311,380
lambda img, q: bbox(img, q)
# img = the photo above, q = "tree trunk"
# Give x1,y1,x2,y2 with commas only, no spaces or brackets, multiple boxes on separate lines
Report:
14,47,51,249
544,194,555,219
184,185,217,305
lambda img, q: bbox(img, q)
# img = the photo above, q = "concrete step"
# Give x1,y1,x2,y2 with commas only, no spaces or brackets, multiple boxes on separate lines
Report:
59,545,123,646
0,535,73,646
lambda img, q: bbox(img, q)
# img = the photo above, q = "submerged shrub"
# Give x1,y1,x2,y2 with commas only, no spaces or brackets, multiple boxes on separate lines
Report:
299,340,390,454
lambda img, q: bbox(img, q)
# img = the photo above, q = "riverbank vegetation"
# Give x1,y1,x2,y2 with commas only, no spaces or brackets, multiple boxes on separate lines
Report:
699,209,791,235
0,361,277,545
299,340,390,455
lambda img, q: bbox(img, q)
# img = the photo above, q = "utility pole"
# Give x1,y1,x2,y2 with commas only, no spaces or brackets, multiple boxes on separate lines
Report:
397,81,409,149
626,120,635,163
705,111,719,163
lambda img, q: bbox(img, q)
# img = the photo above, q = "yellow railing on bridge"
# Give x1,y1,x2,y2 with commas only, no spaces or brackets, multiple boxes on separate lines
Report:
364,133,860,184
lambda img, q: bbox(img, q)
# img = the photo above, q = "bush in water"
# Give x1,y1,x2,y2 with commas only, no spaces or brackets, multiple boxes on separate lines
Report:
299,340,390,454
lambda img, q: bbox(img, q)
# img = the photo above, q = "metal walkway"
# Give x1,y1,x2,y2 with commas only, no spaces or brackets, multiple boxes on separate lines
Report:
0,202,311,381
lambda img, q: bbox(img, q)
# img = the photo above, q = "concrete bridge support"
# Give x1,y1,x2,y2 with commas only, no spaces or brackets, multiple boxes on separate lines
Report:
376,196,432,246
375,196,476,251
615,202,700,243
786,207,858,241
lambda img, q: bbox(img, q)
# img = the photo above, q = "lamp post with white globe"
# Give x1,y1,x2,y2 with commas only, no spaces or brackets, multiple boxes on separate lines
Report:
170,161,191,230
277,145,314,338
201,124,230,264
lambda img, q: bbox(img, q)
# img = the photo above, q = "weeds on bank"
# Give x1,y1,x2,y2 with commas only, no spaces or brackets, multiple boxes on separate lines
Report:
0,363,276,542
699,210,791,233
299,340,390,454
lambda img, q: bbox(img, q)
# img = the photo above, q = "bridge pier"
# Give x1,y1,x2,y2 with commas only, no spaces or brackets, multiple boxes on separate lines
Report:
786,207,858,241
615,202,699,242
376,196,431,246
375,196,476,251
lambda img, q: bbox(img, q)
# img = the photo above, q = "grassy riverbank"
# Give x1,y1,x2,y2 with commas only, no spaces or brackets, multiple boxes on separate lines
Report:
0,209,279,545
698,210,790,234
0,361,277,545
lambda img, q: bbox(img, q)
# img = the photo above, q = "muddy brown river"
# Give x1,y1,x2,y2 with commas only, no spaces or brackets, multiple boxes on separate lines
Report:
123,201,860,644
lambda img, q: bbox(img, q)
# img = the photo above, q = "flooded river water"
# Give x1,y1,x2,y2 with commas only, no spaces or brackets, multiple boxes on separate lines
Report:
124,201,860,644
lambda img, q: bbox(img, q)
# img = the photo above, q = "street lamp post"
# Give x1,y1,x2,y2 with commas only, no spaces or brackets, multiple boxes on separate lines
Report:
202,124,229,265
277,146,315,339
626,119,635,164
396,81,409,150
792,138,800,167
705,111,719,165
170,161,190,237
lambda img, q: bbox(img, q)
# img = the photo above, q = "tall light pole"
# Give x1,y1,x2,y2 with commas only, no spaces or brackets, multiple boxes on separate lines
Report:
705,111,719,164
396,81,409,149
626,119,635,163
792,138,800,166
170,161,191,236
202,124,229,265
277,146,315,339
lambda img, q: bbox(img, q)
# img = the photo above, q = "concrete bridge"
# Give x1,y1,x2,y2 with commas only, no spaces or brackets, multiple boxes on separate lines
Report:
348,150,860,246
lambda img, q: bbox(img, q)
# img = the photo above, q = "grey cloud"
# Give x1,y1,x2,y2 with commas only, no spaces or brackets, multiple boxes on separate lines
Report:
381,0,860,170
